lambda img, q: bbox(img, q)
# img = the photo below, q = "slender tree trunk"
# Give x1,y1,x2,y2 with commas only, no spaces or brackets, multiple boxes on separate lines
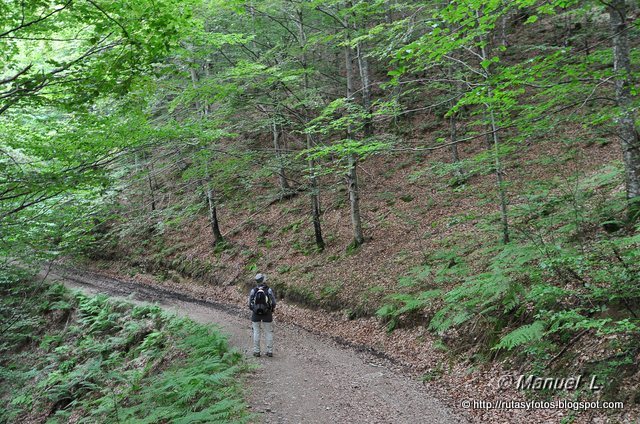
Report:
347,153,364,246
345,41,355,100
608,0,640,220
483,113,494,150
194,60,225,245
308,133,325,250
498,13,509,47
446,46,464,179
206,179,224,246
345,41,364,247
272,119,291,193
449,110,465,183
147,163,156,212
489,109,510,244
188,67,202,116
447,74,463,174
295,7,325,250
478,27,510,243
249,1,258,52
134,152,144,211
355,42,373,137
306,130,325,251
204,61,214,116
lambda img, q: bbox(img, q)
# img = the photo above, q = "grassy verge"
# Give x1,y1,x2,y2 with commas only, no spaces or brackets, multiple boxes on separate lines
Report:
0,265,251,424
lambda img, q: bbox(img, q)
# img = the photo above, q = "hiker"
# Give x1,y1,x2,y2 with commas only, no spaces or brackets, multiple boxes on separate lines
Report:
248,273,276,357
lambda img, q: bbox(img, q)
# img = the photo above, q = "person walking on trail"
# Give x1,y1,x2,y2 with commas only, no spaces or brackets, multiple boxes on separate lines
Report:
248,273,276,357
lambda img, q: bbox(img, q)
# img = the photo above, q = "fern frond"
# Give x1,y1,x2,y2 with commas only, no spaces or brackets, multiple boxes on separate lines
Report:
493,321,546,351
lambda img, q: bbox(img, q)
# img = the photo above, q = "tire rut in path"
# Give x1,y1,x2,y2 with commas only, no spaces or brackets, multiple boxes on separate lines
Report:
53,267,466,424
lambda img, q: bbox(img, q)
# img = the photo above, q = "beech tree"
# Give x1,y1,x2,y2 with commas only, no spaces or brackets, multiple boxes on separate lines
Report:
606,0,640,220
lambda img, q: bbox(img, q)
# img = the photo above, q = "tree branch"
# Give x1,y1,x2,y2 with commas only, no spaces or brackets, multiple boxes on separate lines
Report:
85,0,130,38
0,0,73,38
0,64,33,85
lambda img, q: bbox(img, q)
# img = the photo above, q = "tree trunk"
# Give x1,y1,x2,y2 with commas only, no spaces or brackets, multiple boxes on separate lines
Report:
608,0,640,220
446,58,464,178
449,108,464,170
308,132,325,251
498,13,509,47
489,109,510,244
478,29,510,243
345,42,364,247
345,42,355,100
295,7,325,250
194,61,224,246
188,66,202,116
206,182,224,246
347,153,364,246
202,152,224,245
147,161,156,212
272,119,291,193
483,114,494,150
355,42,373,137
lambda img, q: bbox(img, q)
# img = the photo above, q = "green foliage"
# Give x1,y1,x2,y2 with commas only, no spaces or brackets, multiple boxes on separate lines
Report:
306,98,370,135
302,137,392,165
0,268,249,424
493,321,546,351
421,364,446,383
376,263,443,331
1,0,193,261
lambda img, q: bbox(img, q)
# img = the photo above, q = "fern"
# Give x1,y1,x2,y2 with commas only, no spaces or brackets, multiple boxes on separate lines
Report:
493,321,546,351
429,308,472,334
0,272,250,424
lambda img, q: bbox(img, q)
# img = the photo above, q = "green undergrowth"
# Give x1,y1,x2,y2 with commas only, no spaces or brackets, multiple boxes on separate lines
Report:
377,165,640,401
0,266,251,424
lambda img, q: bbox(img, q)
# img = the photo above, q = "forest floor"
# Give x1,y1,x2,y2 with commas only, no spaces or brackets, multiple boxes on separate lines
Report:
51,266,464,424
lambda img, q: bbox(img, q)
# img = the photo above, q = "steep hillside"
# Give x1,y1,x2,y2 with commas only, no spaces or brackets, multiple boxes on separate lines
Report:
91,114,640,417
105,125,620,313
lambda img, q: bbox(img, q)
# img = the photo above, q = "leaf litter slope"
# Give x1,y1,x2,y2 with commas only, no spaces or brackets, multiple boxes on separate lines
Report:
53,267,464,424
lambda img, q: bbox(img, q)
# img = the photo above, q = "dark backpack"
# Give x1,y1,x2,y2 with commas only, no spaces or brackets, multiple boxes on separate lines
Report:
253,286,271,315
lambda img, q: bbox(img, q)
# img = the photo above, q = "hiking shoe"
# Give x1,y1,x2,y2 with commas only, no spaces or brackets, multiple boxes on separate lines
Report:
253,352,261,357
266,352,273,357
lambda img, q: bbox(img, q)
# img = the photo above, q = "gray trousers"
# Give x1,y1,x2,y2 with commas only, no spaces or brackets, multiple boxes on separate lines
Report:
252,321,273,354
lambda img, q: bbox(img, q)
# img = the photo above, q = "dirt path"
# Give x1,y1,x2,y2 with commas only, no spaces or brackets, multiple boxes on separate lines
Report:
51,267,465,424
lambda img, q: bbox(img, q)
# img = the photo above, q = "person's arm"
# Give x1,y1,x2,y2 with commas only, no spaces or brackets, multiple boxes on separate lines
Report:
248,288,255,310
268,288,276,310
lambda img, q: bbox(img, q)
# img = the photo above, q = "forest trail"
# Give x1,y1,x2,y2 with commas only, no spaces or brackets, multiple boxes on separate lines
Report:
51,267,466,424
